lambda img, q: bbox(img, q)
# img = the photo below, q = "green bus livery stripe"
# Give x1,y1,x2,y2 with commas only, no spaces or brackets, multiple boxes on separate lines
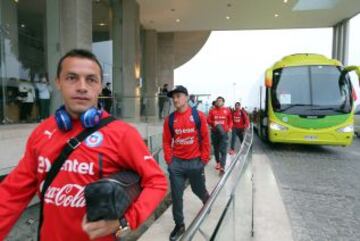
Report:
274,113,350,129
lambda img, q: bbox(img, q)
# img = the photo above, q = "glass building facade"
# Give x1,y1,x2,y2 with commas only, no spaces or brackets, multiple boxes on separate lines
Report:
0,0,116,124
0,0,47,123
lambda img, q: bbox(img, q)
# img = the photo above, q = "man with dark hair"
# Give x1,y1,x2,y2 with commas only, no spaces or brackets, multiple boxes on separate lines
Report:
207,96,233,174
56,49,104,80
0,49,167,241
229,102,250,155
163,85,210,241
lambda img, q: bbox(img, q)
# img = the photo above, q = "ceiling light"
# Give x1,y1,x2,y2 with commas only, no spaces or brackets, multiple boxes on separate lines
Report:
274,14,279,17
283,0,288,3
20,24,25,28
176,18,181,23
226,16,231,20
98,23,106,26
14,0,18,2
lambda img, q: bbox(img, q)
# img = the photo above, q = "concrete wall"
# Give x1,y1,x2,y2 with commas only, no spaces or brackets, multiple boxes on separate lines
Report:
46,0,92,112
142,30,158,117
157,33,175,90
332,19,350,65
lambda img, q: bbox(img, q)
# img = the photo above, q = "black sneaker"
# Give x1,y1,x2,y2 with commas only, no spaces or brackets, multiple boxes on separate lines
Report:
169,224,185,241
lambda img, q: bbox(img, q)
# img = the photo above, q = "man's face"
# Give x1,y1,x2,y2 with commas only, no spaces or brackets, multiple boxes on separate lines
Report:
216,98,224,107
56,57,102,118
235,103,241,109
172,92,188,109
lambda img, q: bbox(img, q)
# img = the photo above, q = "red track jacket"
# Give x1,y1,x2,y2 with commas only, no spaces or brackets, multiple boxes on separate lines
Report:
0,112,167,241
162,107,210,164
232,109,250,129
207,106,233,132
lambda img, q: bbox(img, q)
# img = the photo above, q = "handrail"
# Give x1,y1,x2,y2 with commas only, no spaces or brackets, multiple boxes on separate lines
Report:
180,125,254,241
151,147,162,161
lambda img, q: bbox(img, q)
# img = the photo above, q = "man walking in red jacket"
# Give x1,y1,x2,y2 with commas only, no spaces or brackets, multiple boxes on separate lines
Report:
163,85,210,241
207,96,233,173
229,102,250,155
0,49,167,241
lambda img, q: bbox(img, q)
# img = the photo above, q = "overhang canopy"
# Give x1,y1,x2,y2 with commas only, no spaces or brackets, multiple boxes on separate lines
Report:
138,0,360,32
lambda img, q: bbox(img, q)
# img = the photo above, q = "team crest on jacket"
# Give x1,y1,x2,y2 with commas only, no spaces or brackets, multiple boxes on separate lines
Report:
189,115,194,122
85,131,104,147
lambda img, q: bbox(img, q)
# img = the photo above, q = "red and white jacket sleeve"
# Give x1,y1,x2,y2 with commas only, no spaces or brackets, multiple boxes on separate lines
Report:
207,110,214,129
199,113,210,164
243,111,250,128
162,117,173,164
227,110,233,131
119,126,168,230
0,130,38,240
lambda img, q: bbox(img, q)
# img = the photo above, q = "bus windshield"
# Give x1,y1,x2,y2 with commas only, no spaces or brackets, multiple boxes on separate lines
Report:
271,65,353,115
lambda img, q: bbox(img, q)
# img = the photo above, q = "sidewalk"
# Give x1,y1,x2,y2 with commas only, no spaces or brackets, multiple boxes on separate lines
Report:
252,153,294,241
139,157,225,241
139,152,294,241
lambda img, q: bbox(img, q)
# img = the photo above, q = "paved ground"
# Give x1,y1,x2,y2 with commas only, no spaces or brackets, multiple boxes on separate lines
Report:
255,135,360,241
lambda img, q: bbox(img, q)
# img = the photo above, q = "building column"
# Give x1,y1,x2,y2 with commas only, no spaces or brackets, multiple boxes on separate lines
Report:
158,32,175,90
332,19,350,65
46,0,92,113
142,29,158,118
111,0,141,120
0,0,19,123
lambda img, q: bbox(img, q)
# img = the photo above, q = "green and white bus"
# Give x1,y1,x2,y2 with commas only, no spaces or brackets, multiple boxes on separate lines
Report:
257,53,360,146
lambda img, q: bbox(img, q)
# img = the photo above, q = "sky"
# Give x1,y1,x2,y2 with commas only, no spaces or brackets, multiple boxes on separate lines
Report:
175,14,360,111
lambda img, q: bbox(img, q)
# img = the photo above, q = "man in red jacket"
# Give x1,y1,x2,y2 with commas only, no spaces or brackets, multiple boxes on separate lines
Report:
0,49,167,241
163,85,210,241
207,96,233,173
229,102,250,155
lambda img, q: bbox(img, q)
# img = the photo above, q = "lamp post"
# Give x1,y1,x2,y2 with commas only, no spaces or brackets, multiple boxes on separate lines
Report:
0,24,9,124
232,82,236,104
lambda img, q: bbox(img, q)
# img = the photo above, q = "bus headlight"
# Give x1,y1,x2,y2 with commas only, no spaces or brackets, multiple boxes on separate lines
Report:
337,125,354,133
270,122,288,131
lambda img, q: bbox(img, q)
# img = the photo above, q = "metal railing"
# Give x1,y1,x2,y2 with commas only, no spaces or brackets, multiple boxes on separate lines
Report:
180,125,254,241
111,95,173,121
0,94,172,125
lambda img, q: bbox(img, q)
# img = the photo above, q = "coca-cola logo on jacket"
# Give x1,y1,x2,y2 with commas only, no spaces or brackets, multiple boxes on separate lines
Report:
40,181,86,208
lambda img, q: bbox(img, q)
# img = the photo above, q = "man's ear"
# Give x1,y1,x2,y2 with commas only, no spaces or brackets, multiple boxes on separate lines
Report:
55,78,61,90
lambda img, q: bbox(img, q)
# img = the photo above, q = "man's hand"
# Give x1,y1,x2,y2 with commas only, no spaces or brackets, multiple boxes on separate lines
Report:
82,215,119,240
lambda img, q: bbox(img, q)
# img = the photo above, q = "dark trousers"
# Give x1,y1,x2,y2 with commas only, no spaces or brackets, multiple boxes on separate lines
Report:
20,102,33,121
231,128,245,150
39,99,50,119
168,157,209,225
212,130,228,168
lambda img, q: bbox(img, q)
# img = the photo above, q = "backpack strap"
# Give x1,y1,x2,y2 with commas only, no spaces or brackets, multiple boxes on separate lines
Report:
191,107,202,141
37,116,116,241
168,111,176,138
